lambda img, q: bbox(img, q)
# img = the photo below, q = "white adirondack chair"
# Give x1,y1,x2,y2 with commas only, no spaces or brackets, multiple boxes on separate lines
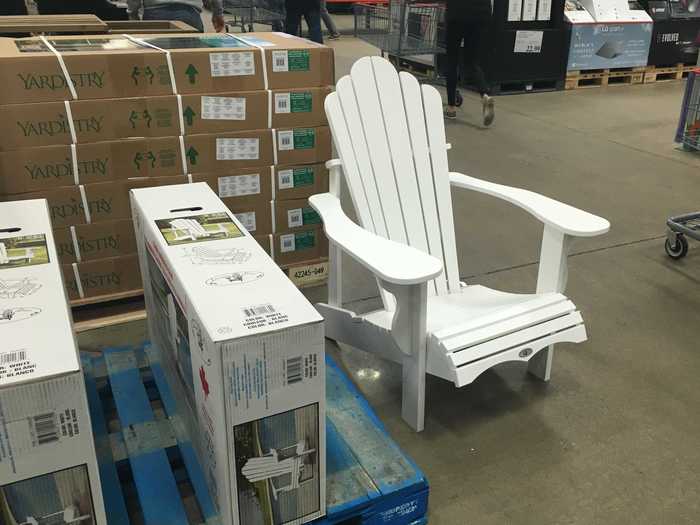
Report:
0,242,33,265
241,442,315,500
170,219,211,241
309,57,610,432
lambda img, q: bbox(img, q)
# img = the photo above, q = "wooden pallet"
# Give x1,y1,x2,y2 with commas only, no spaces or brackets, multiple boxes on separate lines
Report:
71,290,146,333
565,67,646,90
644,63,697,84
83,345,429,525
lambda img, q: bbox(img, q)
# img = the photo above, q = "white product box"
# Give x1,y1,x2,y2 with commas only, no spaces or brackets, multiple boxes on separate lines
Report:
0,199,106,524
131,183,325,525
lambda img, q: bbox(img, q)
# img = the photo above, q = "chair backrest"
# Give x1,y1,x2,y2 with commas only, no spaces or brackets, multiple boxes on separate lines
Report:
326,56,460,307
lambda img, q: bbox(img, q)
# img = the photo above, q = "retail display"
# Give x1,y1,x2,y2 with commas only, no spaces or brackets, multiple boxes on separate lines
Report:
0,32,334,303
131,182,326,525
0,198,106,524
645,0,700,65
565,0,653,70
313,56,610,432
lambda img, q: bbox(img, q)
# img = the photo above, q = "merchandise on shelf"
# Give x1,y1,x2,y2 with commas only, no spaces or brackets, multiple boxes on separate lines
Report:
131,182,326,525
0,199,106,523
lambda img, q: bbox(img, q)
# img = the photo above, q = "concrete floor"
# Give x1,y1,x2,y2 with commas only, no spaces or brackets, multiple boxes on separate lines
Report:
80,38,700,524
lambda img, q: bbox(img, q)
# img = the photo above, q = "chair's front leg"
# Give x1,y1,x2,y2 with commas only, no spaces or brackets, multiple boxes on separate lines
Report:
529,224,573,381
381,280,429,432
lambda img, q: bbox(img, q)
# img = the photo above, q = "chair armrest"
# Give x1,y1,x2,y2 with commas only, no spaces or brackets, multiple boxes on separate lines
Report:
309,193,443,285
449,172,610,237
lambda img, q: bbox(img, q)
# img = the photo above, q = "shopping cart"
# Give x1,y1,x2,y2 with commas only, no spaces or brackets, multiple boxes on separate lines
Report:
665,213,700,259
666,69,700,260
223,0,285,32
354,1,446,70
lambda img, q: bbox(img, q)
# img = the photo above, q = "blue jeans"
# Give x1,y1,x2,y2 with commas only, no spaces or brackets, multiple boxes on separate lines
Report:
143,4,204,32
285,3,323,44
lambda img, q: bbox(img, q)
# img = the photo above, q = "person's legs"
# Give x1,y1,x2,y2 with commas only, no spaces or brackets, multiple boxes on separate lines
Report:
285,1,302,36
303,8,323,44
445,18,464,116
463,18,494,125
143,4,204,32
320,0,340,38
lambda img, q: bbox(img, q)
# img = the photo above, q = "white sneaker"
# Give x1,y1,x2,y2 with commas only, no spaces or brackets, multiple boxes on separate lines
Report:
482,95,495,127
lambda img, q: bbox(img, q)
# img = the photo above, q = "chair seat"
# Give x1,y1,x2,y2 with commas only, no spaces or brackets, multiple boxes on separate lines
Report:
362,285,585,386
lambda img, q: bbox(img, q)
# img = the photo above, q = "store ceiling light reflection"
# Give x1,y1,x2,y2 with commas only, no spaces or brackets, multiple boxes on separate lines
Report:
356,368,382,380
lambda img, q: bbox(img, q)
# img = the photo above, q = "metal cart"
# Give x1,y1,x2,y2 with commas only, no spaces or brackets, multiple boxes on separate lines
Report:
665,213,700,259
223,0,285,32
354,1,446,70
667,69,700,260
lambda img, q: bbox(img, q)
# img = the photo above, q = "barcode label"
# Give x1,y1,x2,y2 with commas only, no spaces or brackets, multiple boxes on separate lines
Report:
0,350,26,365
275,93,291,114
278,169,293,190
280,233,296,253
272,50,289,72
243,303,276,317
33,412,59,446
288,208,303,228
278,130,294,151
286,357,303,385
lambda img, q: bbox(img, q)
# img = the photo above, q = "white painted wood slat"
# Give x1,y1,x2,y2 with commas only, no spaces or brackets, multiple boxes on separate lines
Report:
421,85,460,293
399,71,447,297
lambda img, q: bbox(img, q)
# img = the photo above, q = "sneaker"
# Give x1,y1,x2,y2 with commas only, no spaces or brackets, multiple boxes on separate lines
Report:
482,95,495,127
328,33,341,40
444,107,457,120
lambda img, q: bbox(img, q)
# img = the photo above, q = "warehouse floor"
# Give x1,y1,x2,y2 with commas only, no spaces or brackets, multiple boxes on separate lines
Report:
80,38,700,524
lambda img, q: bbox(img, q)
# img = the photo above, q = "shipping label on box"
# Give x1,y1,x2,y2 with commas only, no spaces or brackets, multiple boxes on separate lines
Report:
0,199,106,524
274,163,329,201
276,198,322,234
131,182,325,525
275,228,329,267
275,126,332,167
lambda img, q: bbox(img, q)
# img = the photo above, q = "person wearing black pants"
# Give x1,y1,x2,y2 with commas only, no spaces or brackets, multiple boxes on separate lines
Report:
285,0,323,44
444,0,495,125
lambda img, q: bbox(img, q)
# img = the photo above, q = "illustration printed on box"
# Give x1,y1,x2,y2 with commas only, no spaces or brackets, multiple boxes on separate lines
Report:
155,213,243,246
0,235,50,270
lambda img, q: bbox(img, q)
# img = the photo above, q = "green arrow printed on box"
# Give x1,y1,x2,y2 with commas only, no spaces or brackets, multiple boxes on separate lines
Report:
185,64,198,84
186,146,199,165
183,106,196,126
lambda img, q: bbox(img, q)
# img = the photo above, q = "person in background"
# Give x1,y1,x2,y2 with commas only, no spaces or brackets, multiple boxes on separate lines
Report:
2,0,28,15
320,0,340,40
444,0,495,126
285,0,323,44
127,0,225,33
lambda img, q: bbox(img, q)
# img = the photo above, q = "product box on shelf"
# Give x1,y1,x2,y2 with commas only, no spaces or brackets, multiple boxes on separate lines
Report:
274,227,329,267
224,196,274,236
253,233,273,256
273,162,329,200
0,87,331,151
274,126,332,167
0,199,106,523
61,253,142,301
275,198,322,234
53,219,137,264
3,176,187,228
131,182,326,525
191,167,274,203
0,32,334,104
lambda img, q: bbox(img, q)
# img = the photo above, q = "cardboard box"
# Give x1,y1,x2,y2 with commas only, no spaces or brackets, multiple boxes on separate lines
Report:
0,128,328,194
0,32,334,104
253,233,273,256
274,162,328,201
5,176,188,228
62,253,142,301
0,87,330,151
53,219,137,264
275,227,329,267
275,126,331,167
190,166,274,203
275,198,322,234
224,197,274,235
0,199,106,523
131,182,326,525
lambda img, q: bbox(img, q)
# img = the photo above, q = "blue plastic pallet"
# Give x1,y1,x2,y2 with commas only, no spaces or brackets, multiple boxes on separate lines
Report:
82,344,429,525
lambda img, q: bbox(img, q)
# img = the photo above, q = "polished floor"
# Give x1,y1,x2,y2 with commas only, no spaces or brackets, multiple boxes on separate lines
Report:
81,37,700,524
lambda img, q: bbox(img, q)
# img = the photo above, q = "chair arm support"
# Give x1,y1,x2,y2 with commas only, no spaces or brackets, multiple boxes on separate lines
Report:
449,172,610,237
309,193,443,285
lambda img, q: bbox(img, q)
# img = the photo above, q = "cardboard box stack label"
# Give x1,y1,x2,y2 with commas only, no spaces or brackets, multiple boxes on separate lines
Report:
0,199,106,522
0,32,334,301
131,183,326,525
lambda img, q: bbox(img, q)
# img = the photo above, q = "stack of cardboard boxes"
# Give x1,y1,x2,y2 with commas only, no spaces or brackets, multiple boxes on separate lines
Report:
0,32,333,301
